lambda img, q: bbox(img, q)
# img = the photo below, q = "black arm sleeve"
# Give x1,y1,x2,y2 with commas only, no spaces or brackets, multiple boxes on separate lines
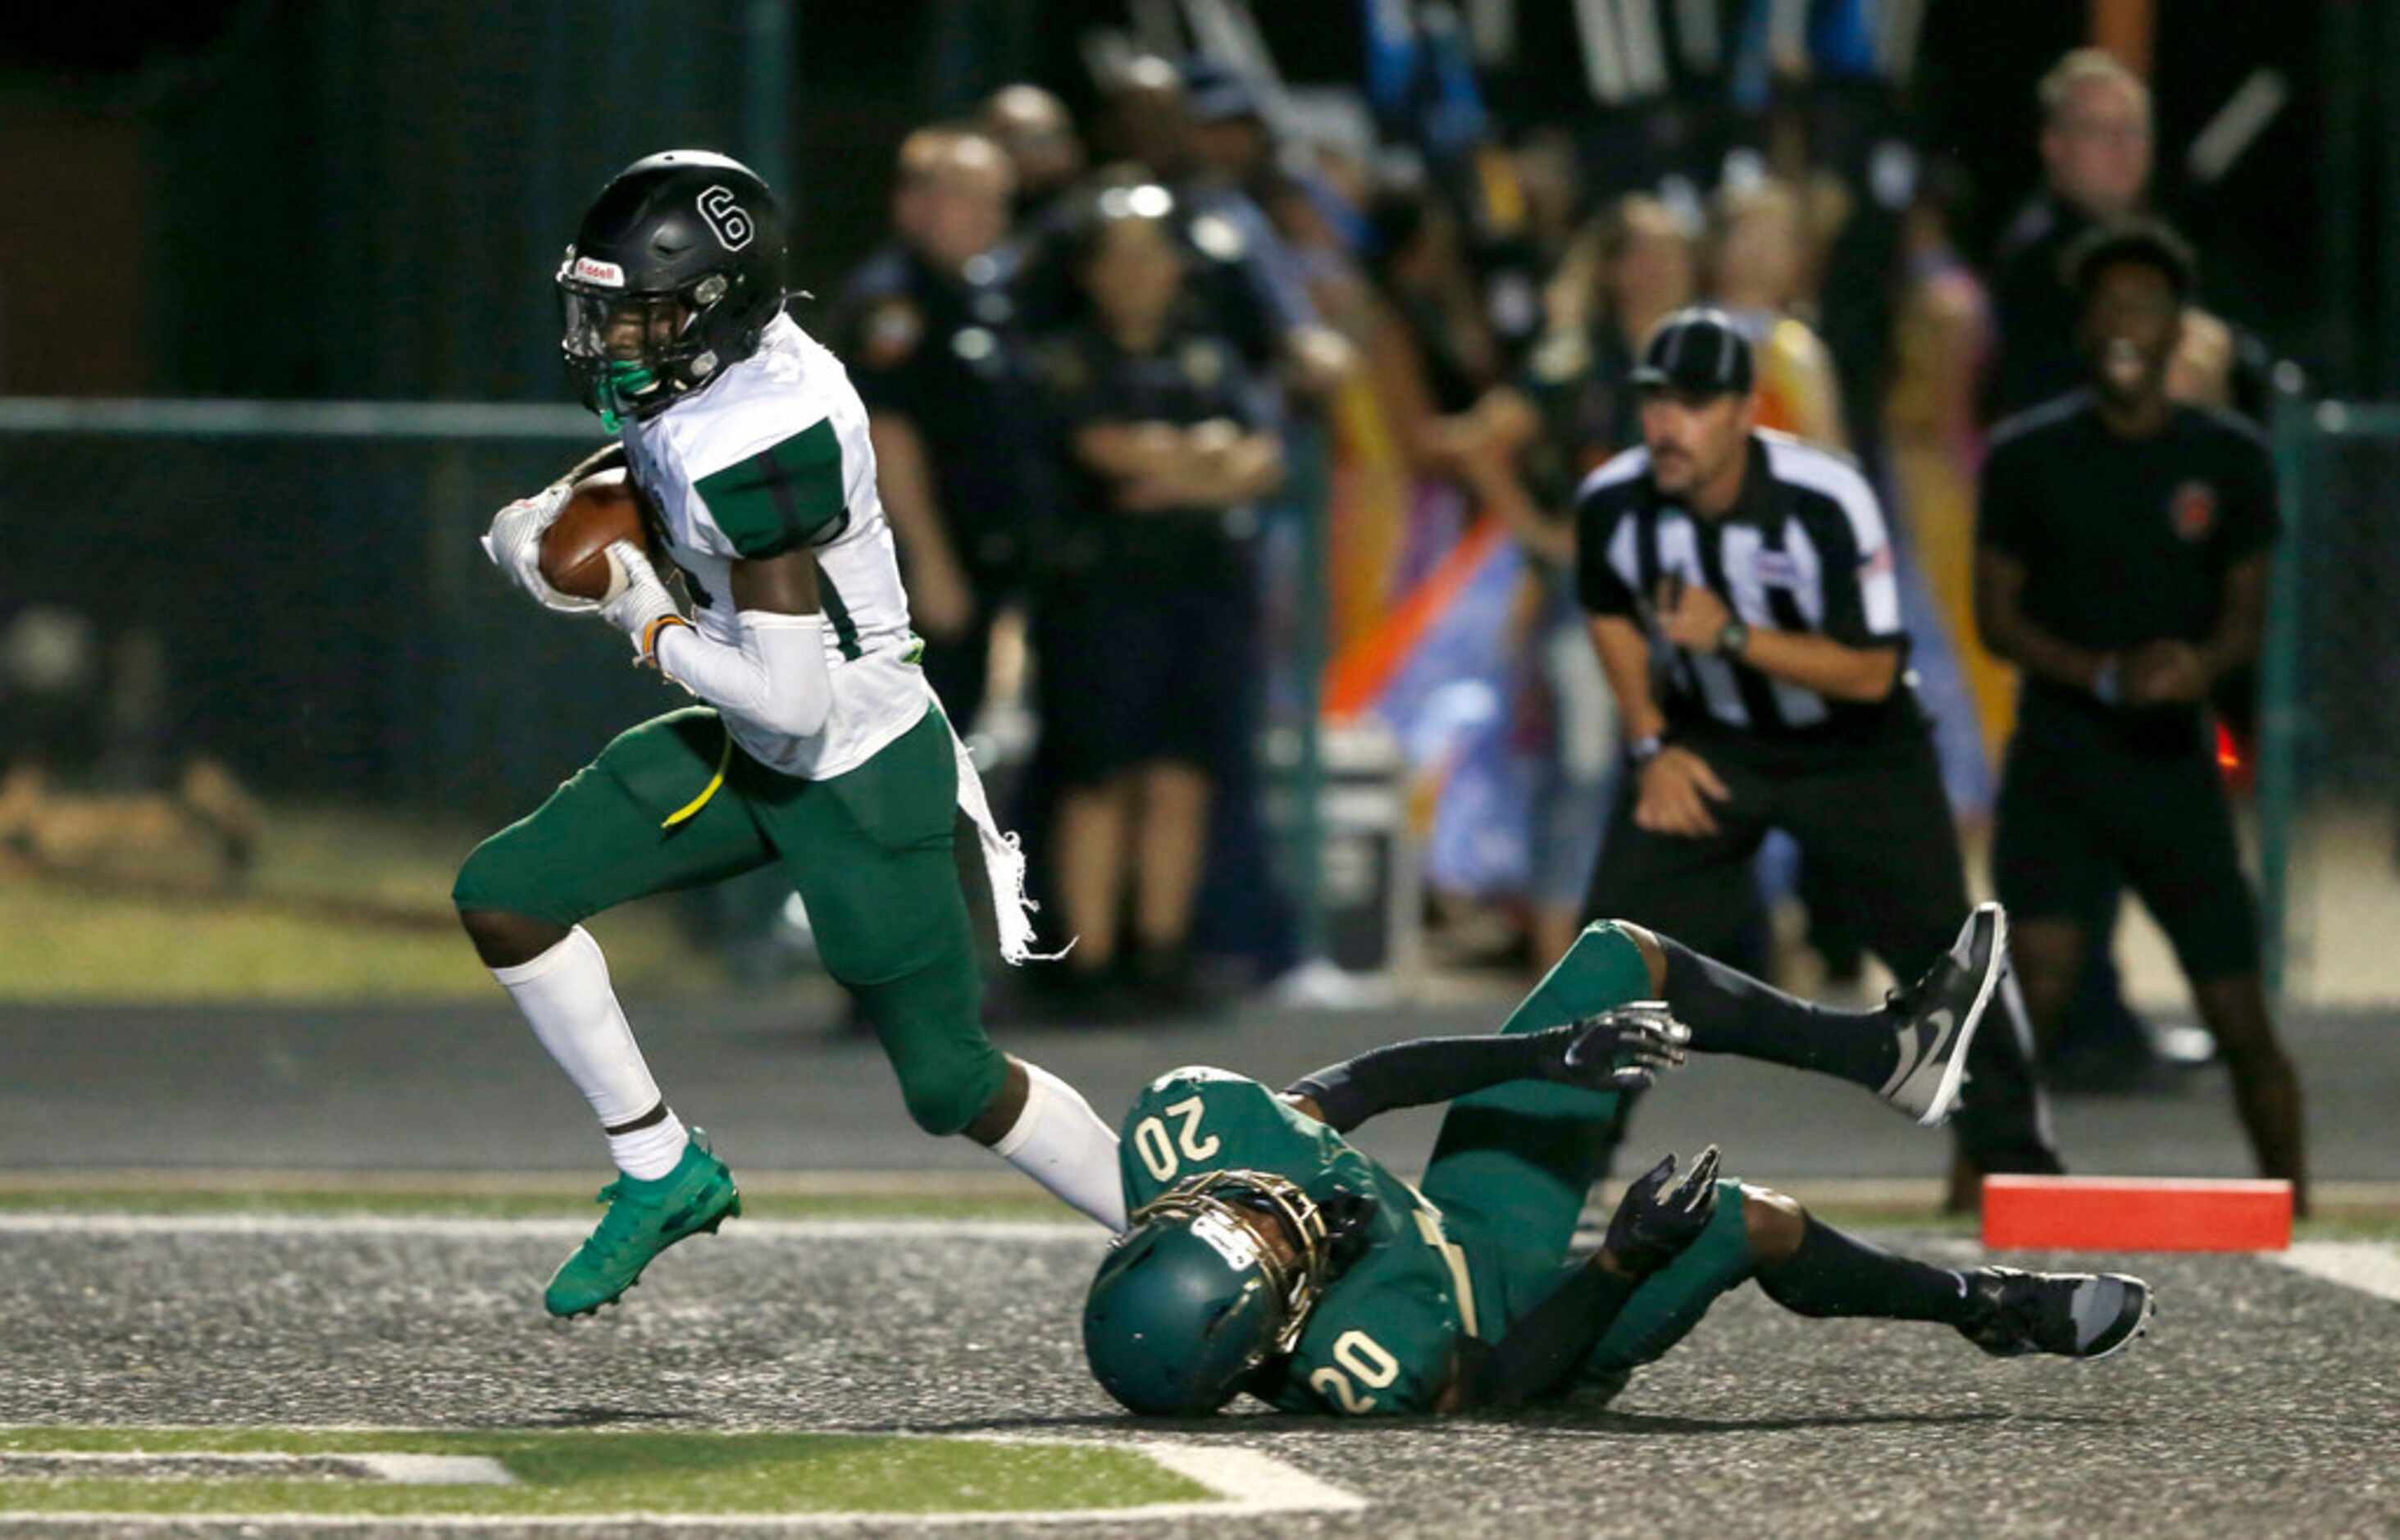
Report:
1457,1255,1642,1410
1287,1029,1569,1134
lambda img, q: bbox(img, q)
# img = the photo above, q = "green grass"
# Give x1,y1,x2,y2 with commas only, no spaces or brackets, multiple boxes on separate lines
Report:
0,1427,1209,1518
0,804,712,1002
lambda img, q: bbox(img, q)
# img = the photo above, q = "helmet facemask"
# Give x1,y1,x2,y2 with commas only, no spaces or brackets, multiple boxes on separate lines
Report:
558,260,749,431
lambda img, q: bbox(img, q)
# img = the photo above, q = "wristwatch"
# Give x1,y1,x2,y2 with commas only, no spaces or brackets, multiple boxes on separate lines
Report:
1628,734,1665,767
1715,617,1751,658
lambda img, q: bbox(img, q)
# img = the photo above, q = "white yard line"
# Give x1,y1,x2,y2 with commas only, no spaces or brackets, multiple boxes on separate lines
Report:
2266,1241,2400,1303
0,1214,1099,1242
1131,1441,1369,1515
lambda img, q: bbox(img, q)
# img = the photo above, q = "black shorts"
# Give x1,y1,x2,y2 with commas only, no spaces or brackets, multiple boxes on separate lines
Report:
1583,723,1971,980
1992,713,2259,982
1032,569,1257,788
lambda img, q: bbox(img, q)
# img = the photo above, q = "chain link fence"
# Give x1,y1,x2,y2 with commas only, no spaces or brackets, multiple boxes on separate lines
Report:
2262,397,2400,1006
0,400,658,821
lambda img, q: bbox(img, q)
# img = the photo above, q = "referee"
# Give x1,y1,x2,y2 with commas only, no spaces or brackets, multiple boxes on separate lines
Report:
1577,308,2061,1197
1975,221,2307,1210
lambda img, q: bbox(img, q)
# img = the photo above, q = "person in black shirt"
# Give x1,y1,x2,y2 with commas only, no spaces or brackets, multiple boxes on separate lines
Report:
1983,50,2153,426
1579,308,2061,1203
1983,49,2169,1092
1029,186,1284,1014
831,128,1047,731
1976,221,2307,1210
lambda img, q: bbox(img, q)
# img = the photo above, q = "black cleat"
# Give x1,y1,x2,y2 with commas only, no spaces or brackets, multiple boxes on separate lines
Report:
1879,903,2008,1126
1957,1266,2154,1361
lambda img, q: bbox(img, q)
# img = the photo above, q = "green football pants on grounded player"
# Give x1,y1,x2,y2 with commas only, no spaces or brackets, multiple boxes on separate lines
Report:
1423,920,1759,1396
453,703,1002,1137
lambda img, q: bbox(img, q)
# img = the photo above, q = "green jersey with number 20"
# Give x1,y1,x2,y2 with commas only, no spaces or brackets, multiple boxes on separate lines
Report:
1118,1067,1481,1415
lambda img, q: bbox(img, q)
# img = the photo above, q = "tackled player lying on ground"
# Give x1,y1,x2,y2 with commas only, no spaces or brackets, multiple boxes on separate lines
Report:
1082,913,2152,1417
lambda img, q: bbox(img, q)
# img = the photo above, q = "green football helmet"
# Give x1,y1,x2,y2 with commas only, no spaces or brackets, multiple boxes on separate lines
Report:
1083,1169,1337,1416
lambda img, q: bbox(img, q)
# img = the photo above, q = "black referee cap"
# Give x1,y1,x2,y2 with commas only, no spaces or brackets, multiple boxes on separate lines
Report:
1632,308,1755,397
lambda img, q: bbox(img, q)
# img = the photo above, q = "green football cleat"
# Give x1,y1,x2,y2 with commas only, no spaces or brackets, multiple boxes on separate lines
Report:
544,1130,742,1318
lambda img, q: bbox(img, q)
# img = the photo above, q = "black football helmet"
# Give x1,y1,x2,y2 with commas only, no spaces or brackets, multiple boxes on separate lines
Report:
557,150,788,429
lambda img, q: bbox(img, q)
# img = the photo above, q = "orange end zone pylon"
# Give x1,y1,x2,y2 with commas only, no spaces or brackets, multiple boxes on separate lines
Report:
1983,1175,2294,1252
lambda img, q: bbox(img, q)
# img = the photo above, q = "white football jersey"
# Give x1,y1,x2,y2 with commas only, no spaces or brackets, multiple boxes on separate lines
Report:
622,314,930,779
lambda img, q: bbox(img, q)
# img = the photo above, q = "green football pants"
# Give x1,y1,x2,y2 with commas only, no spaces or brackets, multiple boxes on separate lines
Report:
453,704,1004,1137
1420,919,1759,1392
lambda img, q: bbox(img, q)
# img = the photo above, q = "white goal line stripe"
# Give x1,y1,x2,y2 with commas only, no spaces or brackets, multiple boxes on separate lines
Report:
2266,1241,2400,1304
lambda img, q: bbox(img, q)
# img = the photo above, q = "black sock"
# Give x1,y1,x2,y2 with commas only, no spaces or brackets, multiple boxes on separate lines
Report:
1756,1214,1974,1324
1660,936,1901,1091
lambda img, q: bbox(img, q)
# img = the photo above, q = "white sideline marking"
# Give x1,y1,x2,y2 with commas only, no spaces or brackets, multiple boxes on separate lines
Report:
0,1452,514,1484
0,1437,1363,1529
2267,1241,2400,1303
0,1214,1099,1243
1132,1441,1369,1515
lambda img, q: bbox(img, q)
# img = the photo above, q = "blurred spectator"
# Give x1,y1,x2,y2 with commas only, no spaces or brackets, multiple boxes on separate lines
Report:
1884,161,2015,761
980,84,1085,229
1709,176,1847,448
830,128,1045,732
1974,221,2306,1209
1068,54,1353,398
1983,50,2153,422
1364,184,1502,417
1518,194,1701,499
1027,187,1284,1017
1181,57,1277,204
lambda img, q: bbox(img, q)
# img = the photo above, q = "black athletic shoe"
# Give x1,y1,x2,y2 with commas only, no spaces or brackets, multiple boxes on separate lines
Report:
1879,903,2008,1126
1956,1266,2154,1361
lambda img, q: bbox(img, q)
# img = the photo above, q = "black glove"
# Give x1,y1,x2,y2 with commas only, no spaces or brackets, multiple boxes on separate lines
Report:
1536,1002,1692,1095
1601,1145,1722,1276
1318,1187,1380,1274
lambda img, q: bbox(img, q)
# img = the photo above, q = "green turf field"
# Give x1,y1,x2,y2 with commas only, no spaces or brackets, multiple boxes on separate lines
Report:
0,805,709,1002
0,1427,1210,1519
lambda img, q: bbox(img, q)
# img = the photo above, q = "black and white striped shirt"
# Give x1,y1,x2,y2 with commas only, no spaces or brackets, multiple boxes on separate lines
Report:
1575,431,1913,741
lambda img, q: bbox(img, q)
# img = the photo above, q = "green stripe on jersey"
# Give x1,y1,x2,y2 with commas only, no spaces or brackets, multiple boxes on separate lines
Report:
818,575,863,660
694,418,847,558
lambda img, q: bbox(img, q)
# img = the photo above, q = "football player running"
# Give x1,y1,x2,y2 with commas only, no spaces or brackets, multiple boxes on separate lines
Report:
458,151,1126,1318
1084,911,2152,1416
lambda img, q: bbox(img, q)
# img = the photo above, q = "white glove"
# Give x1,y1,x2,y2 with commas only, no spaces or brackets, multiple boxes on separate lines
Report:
479,481,596,615
596,540,688,665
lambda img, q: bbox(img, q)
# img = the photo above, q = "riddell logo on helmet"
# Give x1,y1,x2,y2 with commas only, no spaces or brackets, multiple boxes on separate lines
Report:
571,254,626,289
1189,1210,1261,1272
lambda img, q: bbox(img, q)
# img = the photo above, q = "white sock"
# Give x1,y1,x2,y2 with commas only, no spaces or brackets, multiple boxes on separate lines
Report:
603,1109,691,1182
991,1061,1127,1232
491,926,690,1180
